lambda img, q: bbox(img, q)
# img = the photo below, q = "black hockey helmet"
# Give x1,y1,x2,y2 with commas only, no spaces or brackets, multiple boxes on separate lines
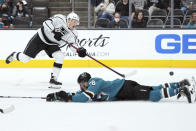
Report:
77,72,91,84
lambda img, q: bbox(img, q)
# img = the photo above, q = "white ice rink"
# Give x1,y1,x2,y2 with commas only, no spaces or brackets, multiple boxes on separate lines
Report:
0,67,196,131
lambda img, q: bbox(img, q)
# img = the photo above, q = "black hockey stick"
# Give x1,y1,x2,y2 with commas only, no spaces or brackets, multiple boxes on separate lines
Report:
83,51,126,78
0,96,46,99
64,41,125,78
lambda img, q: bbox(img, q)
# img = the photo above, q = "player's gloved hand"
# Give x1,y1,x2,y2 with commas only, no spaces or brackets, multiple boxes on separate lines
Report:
46,93,56,102
77,47,87,57
46,91,72,102
52,29,63,41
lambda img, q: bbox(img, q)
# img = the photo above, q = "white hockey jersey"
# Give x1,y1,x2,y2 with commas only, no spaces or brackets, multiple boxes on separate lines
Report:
37,14,78,48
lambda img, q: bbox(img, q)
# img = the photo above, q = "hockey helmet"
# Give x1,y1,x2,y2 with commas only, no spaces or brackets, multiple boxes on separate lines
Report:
67,12,80,25
77,72,91,84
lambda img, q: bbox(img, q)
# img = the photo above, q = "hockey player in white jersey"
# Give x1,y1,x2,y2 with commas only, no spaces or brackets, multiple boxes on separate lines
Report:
5,12,86,88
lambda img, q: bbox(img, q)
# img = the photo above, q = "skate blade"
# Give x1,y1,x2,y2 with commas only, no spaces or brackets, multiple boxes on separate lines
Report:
48,84,61,89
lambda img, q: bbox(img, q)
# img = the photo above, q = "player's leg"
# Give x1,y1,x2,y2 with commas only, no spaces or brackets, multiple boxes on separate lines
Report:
149,82,180,102
149,86,179,102
6,52,31,64
116,80,153,100
149,79,192,103
6,33,44,64
50,51,64,88
45,45,64,88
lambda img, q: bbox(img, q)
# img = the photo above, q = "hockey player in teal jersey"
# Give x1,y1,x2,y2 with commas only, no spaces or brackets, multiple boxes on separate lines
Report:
46,72,194,103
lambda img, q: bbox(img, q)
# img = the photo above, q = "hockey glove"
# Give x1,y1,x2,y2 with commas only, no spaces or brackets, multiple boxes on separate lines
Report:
46,93,56,102
77,47,87,57
46,91,72,102
52,29,63,41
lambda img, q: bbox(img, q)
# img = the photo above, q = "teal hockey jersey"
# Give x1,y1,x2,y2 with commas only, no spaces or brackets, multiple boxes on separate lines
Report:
72,78,125,102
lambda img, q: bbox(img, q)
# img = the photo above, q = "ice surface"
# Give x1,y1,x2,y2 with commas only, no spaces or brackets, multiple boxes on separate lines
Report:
0,68,196,131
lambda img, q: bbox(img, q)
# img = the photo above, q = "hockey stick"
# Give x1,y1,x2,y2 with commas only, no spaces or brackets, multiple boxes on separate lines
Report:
0,96,46,99
64,41,131,78
0,105,15,114
84,52,126,78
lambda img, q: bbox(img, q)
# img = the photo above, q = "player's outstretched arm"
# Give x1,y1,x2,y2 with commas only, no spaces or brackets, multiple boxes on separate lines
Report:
46,90,91,102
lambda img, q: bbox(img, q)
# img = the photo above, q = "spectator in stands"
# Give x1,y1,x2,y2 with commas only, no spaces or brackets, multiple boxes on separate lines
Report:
12,0,32,27
181,0,196,13
95,0,115,21
115,0,135,23
132,10,146,28
132,0,148,11
148,0,169,16
0,3,13,28
13,1,30,18
148,0,159,16
107,12,128,28
185,12,196,28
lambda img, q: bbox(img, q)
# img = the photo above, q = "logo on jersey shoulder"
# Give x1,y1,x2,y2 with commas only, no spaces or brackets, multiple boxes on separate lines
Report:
89,80,96,86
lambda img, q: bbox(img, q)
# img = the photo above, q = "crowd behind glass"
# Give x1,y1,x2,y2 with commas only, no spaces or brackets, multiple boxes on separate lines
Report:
0,0,196,29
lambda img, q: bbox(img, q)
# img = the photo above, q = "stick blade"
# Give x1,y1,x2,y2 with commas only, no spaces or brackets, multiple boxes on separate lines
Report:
1,105,15,114
124,70,138,78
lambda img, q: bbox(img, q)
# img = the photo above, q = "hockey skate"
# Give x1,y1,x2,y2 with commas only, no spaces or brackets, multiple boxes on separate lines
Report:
49,73,62,89
189,76,196,102
5,52,15,64
177,85,192,103
177,77,196,103
179,79,190,87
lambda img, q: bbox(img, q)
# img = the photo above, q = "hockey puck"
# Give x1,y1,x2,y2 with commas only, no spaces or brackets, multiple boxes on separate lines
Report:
169,71,174,76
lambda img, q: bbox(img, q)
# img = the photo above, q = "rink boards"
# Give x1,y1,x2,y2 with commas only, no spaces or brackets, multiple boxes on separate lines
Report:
0,29,196,68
